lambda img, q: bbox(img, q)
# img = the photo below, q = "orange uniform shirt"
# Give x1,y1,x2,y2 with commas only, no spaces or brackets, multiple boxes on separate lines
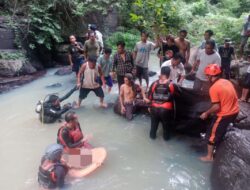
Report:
209,79,239,117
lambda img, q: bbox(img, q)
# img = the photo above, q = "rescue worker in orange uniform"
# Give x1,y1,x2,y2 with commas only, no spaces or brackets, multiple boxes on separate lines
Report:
57,111,92,152
200,64,239,162
148,66,179,140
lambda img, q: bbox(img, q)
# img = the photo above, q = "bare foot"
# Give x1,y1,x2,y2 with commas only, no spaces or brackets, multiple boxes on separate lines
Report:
100,102,107,108
199,156,213,162
73,104,81,109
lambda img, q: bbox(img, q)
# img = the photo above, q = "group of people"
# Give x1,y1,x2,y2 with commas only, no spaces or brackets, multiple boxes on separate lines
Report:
36,18,250,188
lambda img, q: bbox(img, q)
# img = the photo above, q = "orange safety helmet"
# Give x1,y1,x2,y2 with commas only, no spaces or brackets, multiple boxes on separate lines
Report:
204,64,221,76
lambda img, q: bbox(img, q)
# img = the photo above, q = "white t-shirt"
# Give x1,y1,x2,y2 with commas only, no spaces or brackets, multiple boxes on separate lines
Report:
196,50,221,81
247,66,250,73
161,60,185,83
95,30,103,47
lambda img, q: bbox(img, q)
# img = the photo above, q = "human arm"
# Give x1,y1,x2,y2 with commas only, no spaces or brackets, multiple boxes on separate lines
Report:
59,86,78,102
76,42,84,53
178,64,186,86
200,103,220,120
68,54,73,66
185,41,191,65
54,165,67,188
140,86,150,103
77,64,86,88
98,65,106,88
191,59,200,73
119,85,126,113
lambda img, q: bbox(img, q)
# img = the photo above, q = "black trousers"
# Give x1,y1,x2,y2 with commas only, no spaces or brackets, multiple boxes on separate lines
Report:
150,107,173,140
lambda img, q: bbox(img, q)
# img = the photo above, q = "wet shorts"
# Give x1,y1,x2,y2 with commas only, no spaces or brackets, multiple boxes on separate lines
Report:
104,75,113,87
123,102,135,120
206,113,238,146
79,86,104,100
136,66,149,81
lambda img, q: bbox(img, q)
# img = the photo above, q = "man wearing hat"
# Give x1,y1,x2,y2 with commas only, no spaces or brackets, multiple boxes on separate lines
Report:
218,38,237,79
200,64,239,162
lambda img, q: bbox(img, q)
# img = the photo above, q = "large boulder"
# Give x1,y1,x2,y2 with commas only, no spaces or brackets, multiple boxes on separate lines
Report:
174,87,211,136
211,128,250,190
0,59,37,77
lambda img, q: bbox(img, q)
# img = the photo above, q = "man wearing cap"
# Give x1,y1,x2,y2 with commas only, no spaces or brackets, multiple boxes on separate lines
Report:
200,64,239,162
218,38,237,79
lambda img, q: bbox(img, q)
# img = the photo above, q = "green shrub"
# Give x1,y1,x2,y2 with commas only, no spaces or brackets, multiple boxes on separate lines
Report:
0,51,26,60
105,29,140,52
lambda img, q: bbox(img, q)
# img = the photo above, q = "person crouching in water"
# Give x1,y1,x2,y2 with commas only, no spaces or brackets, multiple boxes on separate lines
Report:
147,66,178,140
38,144,68,189
57,111,92,152
200,64,239,162
76,55,107,108
119,73,149,120
36,86,77,124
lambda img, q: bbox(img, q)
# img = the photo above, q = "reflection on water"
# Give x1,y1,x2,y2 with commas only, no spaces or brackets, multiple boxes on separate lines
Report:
0,54,211,190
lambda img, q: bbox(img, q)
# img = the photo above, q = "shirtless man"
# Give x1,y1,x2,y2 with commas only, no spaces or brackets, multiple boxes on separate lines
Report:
119,73,149,120
175,29,191,65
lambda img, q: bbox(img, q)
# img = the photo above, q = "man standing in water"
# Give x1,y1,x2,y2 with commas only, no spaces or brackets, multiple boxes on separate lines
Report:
97,47,113,93
200,64,239,162
148,66,179,140
112,41,134,90
175,29,190,65
68,35,84,75
76,55,107,108
134,31,158,90
119,73,149,120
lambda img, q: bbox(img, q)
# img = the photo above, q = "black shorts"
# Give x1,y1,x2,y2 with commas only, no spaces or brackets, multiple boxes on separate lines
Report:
206,113,238,146
136,66,149,80
79,87,104,100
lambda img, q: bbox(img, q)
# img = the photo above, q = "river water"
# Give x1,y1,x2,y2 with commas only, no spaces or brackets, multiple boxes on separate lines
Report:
0,54,211,190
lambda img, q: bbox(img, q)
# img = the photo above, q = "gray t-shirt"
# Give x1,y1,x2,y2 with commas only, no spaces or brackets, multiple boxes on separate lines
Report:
196,50,221,81
134,41,155,68
97,55,113,77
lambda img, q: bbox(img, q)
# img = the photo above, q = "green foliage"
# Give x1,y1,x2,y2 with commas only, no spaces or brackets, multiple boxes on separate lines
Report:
130,0,183,35
105,28,140,52
0,51,26,60
26,2,63,50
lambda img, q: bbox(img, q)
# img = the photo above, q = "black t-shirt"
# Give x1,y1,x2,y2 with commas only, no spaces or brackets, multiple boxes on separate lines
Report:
158,43,179,56
68,42,83,61
218,46,234,64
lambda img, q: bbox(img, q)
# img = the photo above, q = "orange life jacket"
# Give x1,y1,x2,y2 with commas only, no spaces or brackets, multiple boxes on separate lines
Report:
57,122,83,149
